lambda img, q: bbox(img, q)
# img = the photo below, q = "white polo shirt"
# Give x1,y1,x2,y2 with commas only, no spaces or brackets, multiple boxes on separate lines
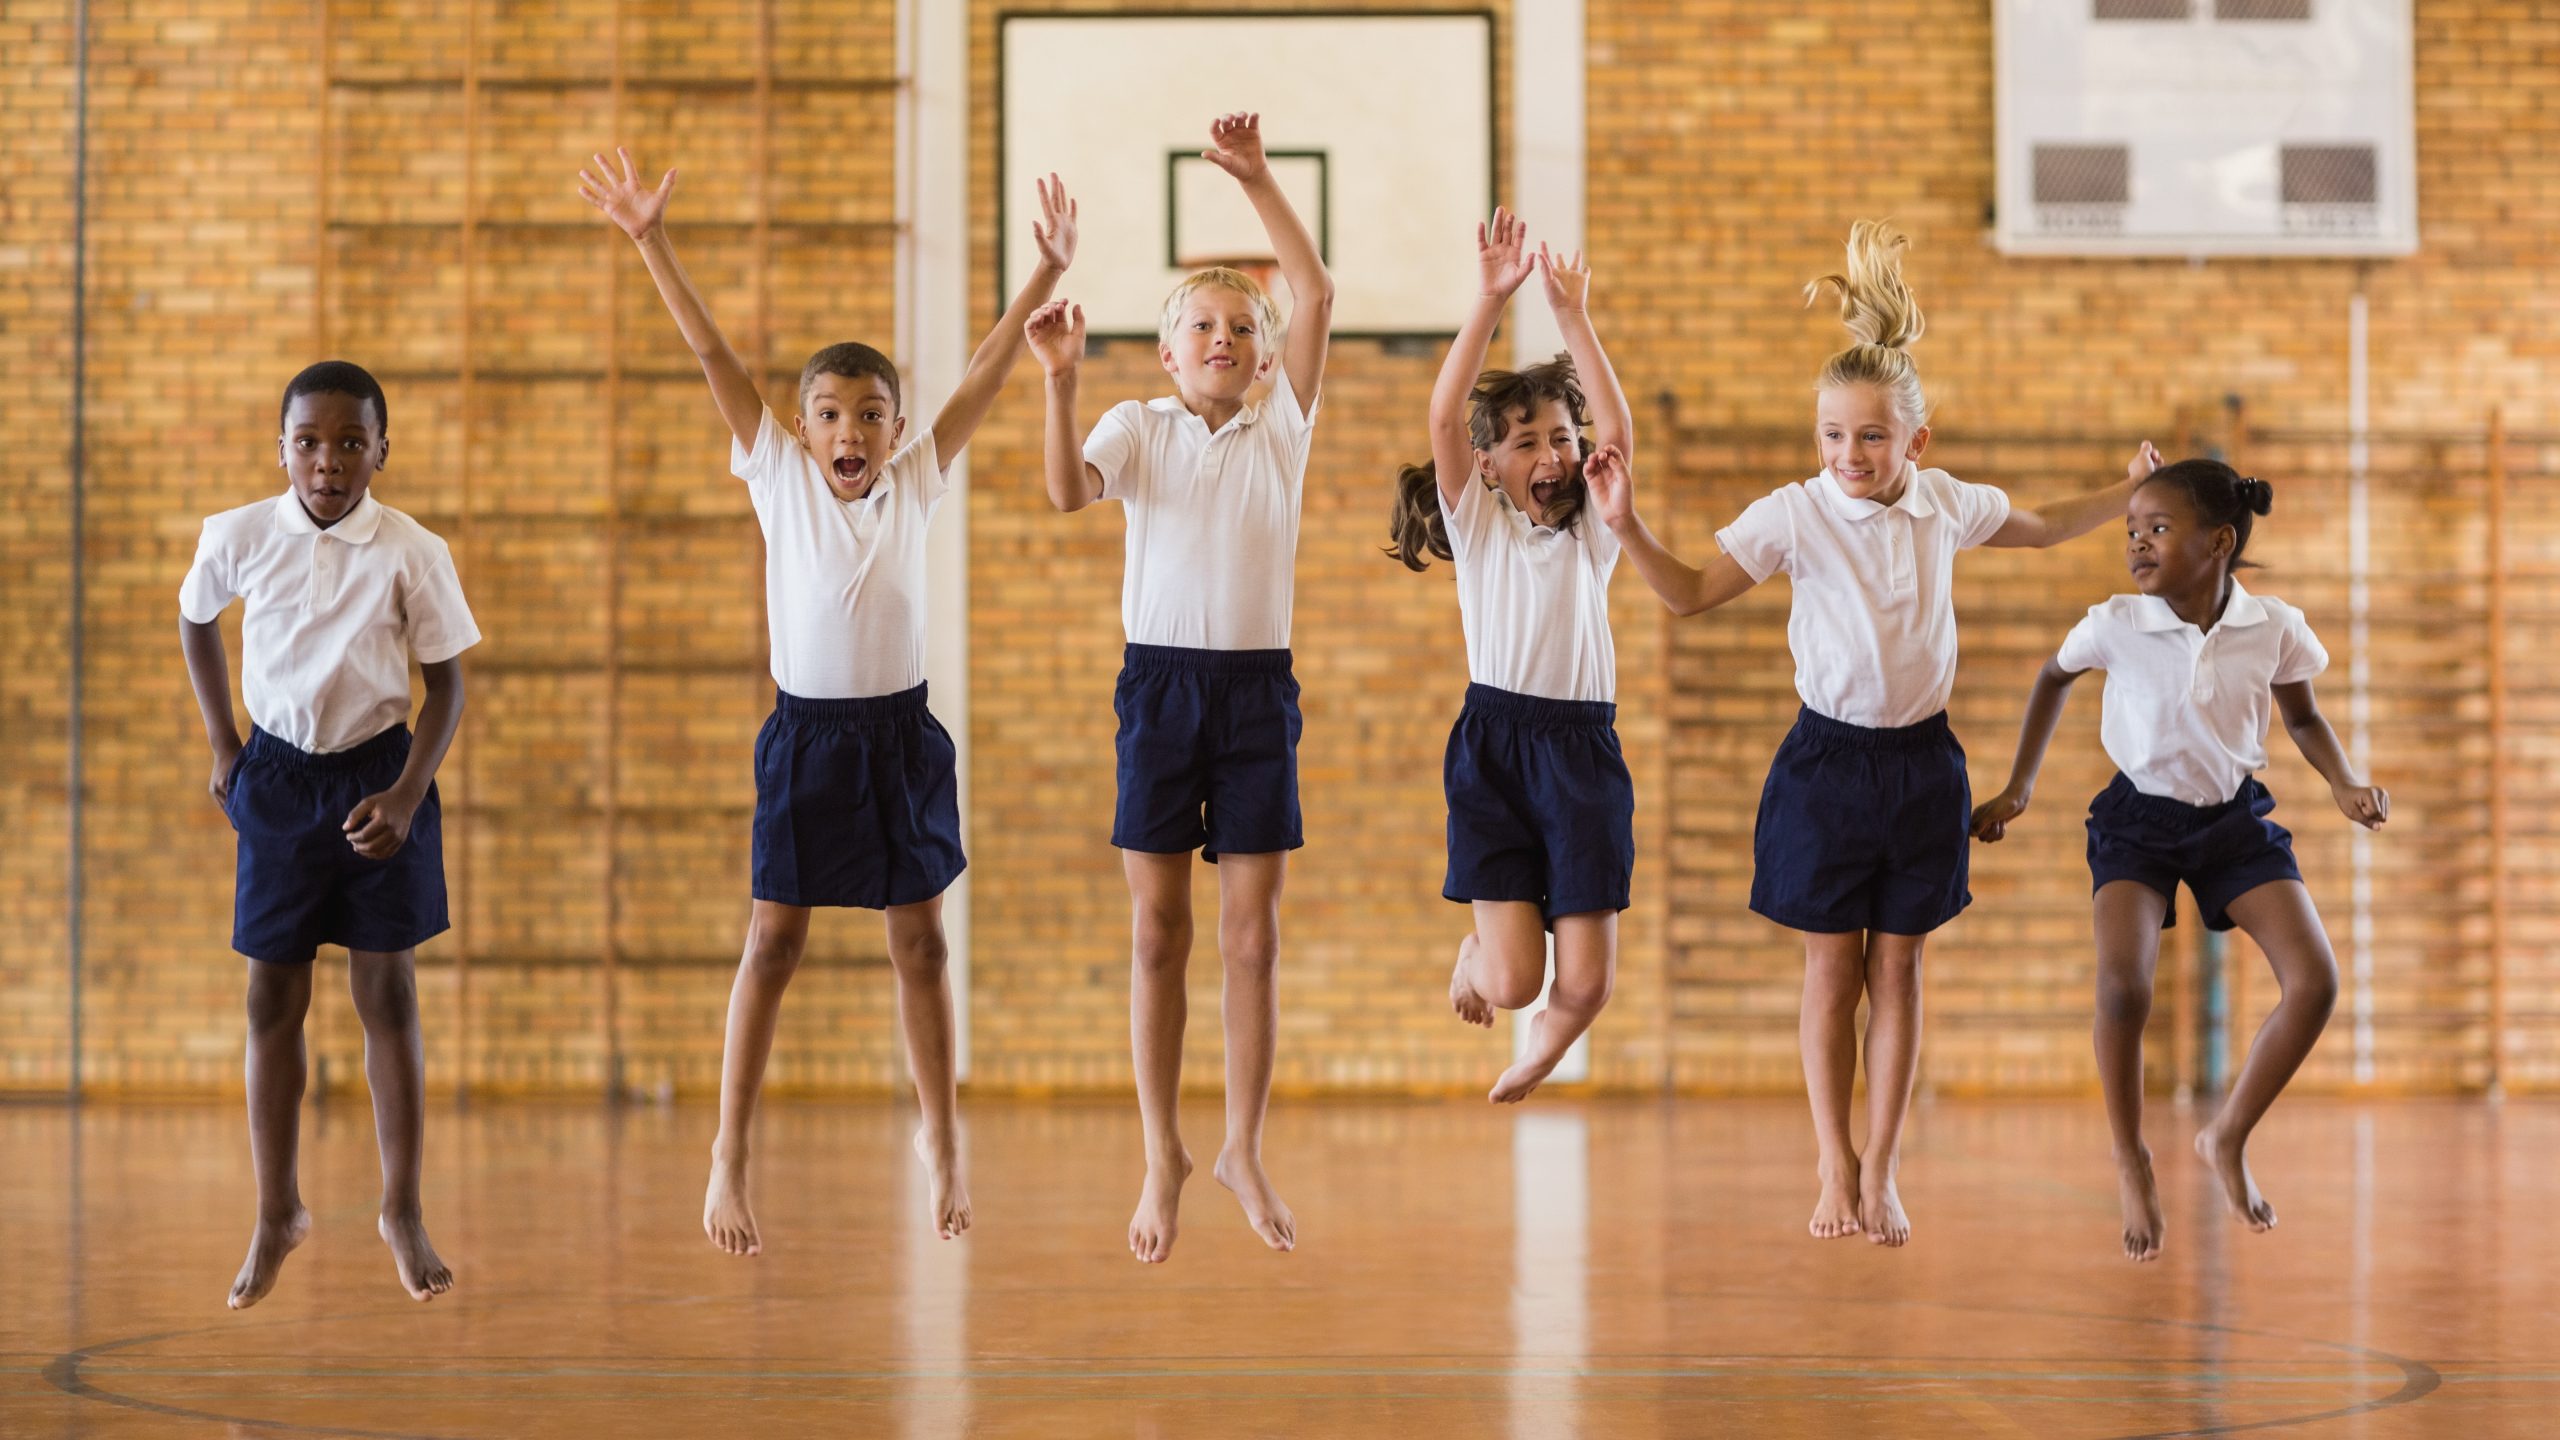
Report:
1439,476,1619,702
733,406,945,700
1715,464,2012,729
179,492,481,754
1083,366,1318,651
2055,581,2329,806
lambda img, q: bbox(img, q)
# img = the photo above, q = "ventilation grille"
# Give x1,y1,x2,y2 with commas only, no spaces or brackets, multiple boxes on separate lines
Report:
2094,0,2188,18
2282,144,2377,204
2217,0,2312,19
2033,144,2132,205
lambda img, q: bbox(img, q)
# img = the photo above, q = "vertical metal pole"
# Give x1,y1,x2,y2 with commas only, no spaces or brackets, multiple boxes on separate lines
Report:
67,0,92,1101
2347,290,2376,1086
600,0,626,1101
2486,407,2509,1099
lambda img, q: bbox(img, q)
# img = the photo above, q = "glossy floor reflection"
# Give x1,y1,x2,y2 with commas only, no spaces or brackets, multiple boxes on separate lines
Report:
2,1097,2551,1437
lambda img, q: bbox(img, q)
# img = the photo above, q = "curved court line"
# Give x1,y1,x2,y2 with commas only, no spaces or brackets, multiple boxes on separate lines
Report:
43,1290,2441,1440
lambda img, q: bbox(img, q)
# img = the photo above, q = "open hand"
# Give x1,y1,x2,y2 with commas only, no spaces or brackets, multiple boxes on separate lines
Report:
2126,440,2163,485
1970,787,2029,842
1202,111,1268,183
577,146,675,242
344,788,421,861
1537,243,1589,312
2333,781,2388,830
1031,172,1078,273
1478,207,1535,299
1583,443,1635,528
1025,299,1086,377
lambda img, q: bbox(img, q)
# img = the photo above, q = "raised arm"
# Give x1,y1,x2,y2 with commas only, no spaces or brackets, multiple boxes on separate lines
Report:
1585,445,1758,615
1969,655,2088,841
931,174,1076,469
1426,209,1539,509
1986,441,2162,548
1538,246,1633,462
1201,112,1333,415
2273,680,2389,829
1025,300,1104,512
181,616,244,809
577,147,764,453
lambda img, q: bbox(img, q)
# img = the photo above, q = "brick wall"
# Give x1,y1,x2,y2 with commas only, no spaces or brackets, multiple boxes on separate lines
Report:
5,1,2553,1096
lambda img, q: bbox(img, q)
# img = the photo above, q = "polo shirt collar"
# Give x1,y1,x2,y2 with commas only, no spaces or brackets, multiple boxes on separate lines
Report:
1147,391,1265,436
274,490,385,543
2129,578,2267,633
1813,461,1934,522
1492,486,1561,539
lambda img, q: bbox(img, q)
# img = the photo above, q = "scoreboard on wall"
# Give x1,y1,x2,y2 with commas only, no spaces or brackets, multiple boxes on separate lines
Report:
1994,0,2417,258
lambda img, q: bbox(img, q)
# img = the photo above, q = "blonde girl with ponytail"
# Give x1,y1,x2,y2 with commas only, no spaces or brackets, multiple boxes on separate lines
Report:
1389,207,1638,1104
1589,220,2162,1245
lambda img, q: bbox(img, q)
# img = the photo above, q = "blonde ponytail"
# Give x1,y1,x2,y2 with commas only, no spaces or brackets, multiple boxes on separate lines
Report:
1804,220,1930,429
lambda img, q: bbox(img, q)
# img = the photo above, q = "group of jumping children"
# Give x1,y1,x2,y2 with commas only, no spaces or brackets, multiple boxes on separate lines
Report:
181,113,2388,1311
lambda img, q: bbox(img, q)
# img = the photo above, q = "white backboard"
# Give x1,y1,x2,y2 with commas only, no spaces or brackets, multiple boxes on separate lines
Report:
999,12,1495,337
1994,0,2417,257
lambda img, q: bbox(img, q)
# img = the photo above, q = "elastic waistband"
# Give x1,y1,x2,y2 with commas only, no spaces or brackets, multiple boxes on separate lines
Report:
246,723,410,773
1788,706,1953,752
1121,643,1294,676
2099,772,2267,824
774,683,930,725
1461,683,1617,729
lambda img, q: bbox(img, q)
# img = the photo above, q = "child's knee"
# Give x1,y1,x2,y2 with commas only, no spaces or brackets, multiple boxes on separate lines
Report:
1553,968,1613,1015
742,931,805,983
244,969,309,1035
349,958,420,1028
889,926,950,981
2286,954,2340,1019
1481,966,1544,1012
1218,916,1280,973
2094,972,2153,1031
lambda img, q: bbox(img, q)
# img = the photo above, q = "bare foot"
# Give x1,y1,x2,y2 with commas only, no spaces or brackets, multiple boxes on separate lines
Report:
376,1210,453,1302
1128,1148,1193,1264
1449,935,1494,1028
1860,1174,1911,1247
226,1206,311,1310
703,1153,760,1257
1213,1148,1297,1253
1488,1010,1558,1103
2195,1124,2275,1232
2117,1146,2165,1262
1808,1159,1862,1239
914,1128,972,1240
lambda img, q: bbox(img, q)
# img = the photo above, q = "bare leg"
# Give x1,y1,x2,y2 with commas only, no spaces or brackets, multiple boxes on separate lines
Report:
1799,931,1866,1239
885,895,970,1240
1124,849,1196,1263
705,900,813,1256
1212,852,1296,1251
1489,911,1617,1104
347,947,451,1301
229,962,314,1310
2196,880,2339,1233
1857,931,1927,1247
1450,899,1546,1028
2093,882,2171,1261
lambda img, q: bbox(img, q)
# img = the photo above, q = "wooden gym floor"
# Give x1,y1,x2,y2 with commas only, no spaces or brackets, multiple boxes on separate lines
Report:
2,1096,2550,1437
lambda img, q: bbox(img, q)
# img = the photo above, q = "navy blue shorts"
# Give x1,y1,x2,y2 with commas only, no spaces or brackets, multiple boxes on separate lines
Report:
752,685,966,909
227,724,448,964
1750,707,1971,936
2086,773,2302,931
1112,644,1302,863
1443,684,1635,920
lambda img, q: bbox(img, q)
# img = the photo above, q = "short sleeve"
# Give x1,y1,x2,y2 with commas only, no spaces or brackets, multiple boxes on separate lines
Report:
1713,490,1795,584
402,532,483,665
1438,473,1497,563
2271,605,2330,685
1948,476,2014,549
729,407,793,495
888,429,946,515
1264,363,1319,438
1084,401,1148,503
178,517,238,624
2054,606,2113,674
